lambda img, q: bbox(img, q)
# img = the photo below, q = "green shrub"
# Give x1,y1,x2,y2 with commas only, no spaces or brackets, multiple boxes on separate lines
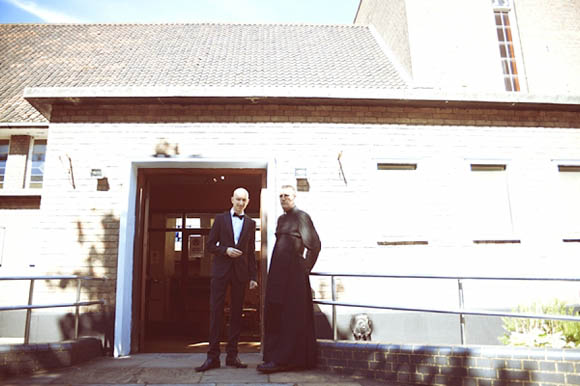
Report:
499,299,580,348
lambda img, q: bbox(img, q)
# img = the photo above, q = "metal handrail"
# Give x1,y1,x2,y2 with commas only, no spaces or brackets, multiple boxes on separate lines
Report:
310,272,580,344
0,275,106,281
311,272,580,281
0,301,105,312
0,275,107,344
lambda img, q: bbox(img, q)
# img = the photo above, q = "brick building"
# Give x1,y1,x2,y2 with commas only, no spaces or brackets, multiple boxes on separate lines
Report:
0,0,579,357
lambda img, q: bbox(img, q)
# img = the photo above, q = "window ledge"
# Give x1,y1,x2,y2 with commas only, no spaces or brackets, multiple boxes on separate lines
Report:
0,191,41,209
377,240,429,246
473,239,521,244
0,189,42,197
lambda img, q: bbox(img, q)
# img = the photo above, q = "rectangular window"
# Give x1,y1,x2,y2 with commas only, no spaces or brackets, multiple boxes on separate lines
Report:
377,163,417,171
557,165,580,241
494,6,520,91
29,139,47,189
471,164,506,172
468,163,517,242
0,140,8,189
375,162,428,244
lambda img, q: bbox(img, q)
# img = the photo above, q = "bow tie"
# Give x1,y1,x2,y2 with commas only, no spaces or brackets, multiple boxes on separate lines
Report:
233,213,244,219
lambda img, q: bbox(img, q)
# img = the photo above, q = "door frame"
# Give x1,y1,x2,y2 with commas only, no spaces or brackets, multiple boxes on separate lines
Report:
113,158,276,357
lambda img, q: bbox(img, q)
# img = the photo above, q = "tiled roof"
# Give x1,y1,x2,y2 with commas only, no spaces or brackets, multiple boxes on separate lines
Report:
0,23,408,123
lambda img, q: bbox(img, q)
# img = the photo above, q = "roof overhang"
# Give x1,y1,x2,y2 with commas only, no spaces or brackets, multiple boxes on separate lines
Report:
0,122,49,136
23,86,580,121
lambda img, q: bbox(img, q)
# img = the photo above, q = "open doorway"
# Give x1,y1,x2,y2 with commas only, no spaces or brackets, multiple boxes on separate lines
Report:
134,168,266,353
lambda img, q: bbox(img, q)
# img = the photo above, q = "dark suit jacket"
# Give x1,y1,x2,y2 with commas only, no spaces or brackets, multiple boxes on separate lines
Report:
206,211,257,282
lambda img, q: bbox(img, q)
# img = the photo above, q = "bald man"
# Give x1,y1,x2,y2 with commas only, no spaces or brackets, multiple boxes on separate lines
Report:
195,187,258,372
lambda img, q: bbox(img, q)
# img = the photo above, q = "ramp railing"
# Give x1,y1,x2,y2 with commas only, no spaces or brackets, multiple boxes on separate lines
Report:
310,272,580,344
0,275,107,344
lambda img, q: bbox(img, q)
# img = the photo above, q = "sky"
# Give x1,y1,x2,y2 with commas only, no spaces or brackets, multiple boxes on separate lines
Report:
0,0,360,24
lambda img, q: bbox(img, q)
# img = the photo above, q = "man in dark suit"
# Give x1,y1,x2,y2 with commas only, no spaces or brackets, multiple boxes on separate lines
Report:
195,187,258,372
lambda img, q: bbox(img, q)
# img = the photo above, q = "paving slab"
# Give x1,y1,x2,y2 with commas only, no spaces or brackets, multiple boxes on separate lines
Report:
3,353,388,385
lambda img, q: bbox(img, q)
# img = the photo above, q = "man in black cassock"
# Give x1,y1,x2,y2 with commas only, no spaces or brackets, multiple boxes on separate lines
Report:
257,184,321,373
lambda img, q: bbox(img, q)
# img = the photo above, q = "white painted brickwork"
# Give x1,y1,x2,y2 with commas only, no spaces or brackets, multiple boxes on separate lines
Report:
515,0,580,94
4,121,571,310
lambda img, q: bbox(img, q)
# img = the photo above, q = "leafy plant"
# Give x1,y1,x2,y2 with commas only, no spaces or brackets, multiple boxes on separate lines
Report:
499,299,580,348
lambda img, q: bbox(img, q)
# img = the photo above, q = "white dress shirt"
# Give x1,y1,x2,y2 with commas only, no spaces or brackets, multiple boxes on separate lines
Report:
230,209,245,244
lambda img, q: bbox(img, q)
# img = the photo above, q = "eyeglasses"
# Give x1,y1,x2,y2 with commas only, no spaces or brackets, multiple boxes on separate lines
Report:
279,194,292,199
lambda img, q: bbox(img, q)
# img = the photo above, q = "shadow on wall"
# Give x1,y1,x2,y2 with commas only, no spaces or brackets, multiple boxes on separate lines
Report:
314,303,334,339
339,346,544,385
59,311,113,350
45,212,119,355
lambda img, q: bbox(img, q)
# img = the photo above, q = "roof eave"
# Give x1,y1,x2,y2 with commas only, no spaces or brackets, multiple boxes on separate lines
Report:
23,86,580,121
0,122,49,128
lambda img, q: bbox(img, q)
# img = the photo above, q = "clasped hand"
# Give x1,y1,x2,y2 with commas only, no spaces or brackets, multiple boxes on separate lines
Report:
226,247,243,258
226,248,258,290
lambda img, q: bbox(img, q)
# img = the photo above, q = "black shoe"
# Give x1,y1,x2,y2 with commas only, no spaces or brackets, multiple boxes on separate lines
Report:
257,361,286,373
226,356,248,368
195,358,220,372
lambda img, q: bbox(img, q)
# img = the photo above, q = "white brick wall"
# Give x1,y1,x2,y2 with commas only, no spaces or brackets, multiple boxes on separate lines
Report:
405,0,505,91
30,122,580,304
515,0,580,94
2,116,579,344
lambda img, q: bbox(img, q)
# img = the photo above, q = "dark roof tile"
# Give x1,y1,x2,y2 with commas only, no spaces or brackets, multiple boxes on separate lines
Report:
0,23,408,122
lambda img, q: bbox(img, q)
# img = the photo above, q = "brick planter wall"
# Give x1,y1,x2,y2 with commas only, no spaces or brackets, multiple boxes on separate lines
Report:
0,338,103,381
317,340,580,385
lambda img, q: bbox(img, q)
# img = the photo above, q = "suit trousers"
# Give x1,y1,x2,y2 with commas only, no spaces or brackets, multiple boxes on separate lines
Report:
207,267,246,359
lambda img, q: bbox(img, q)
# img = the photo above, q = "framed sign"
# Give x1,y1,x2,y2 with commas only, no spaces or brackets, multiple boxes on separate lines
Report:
188,234,204,260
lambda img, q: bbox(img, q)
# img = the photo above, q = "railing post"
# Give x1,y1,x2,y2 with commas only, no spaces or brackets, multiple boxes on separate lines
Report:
458,279,466,345
24,279,35,344
331,275,337,340
74,278,82,340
